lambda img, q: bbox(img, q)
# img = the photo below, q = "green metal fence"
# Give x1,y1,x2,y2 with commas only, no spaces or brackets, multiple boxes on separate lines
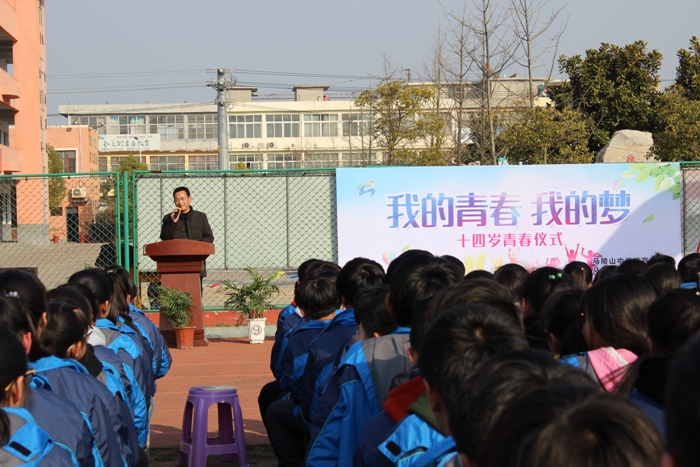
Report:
0,172,121,289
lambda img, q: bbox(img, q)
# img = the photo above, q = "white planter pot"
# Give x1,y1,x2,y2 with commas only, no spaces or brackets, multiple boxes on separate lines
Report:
247,318,266,344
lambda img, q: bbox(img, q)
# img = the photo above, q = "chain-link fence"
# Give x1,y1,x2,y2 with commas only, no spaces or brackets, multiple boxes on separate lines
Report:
0,172,121,289
131,169,337,309
682,164,700,255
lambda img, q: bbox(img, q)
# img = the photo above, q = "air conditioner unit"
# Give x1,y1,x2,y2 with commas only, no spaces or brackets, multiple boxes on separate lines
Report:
242,142,250,149
268,142,276,149
71,187,87,199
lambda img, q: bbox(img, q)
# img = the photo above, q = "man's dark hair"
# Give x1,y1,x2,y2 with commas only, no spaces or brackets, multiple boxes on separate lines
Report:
647,252,676,268
418,304,528,417
493,263,529,300
173,186,190,197
450,350,598,464
411,278,521,350
643,263,681,297
336,257,387,308
666,333,700,467
353,285,395,337
389,255,462,327
464,269,494,281
296,276,340,320
678,253,700,284
616,258,649,276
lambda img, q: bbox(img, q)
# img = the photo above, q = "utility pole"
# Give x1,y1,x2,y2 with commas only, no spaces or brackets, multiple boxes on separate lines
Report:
207,68,236,170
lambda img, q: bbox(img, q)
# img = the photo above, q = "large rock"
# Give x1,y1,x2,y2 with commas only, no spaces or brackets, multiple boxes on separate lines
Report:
596,130,654,163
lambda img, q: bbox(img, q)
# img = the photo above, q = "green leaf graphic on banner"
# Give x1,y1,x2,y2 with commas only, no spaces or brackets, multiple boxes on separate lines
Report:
643,214,654,223
621,170,636,179
663,165,677,177
673,192,681,200
650,168,663,177
654,174,665,191
659,177,674,192
670,183,681,194
674,175,681,184
637,167,651,182
629,165,644,171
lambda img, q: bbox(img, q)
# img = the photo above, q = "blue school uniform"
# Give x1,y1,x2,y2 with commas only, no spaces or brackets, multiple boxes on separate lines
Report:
128,303,172,379
0,407,69,466
24,387,96,467
306,328,412,467
271,305,303,380
411,436,459,467
28,355,139,467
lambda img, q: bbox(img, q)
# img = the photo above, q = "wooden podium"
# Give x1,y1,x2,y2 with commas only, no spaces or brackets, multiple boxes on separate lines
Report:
143,239,215,347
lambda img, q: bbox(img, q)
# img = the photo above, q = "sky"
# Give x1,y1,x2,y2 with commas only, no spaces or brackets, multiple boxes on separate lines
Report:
46,0,700,124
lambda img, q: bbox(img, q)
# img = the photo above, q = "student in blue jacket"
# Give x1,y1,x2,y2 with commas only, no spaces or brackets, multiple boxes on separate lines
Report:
266,272,341,466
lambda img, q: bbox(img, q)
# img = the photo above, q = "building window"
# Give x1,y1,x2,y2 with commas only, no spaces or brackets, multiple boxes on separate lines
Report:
150,156,185,171
266,114,300,138
109,156,147,171
229,154,263,170
107,116,146,135
341,152,378,167
70,116,106,134
267,153,301,169
229,115,262,139
98,157,108,172
305,153,340,168
304,114,338,137
342,113,374,137
149,115,184,140
57,150,76,173
187,114,217,140
189,155,219,170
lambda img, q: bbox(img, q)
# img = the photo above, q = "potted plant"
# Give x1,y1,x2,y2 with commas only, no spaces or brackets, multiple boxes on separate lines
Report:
156,285,195,349
221,266,281,344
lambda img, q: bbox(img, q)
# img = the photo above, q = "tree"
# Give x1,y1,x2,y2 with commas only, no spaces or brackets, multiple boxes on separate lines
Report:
651,92,700,161
671,36,700,100
498,106,593,164
355,79,436,165
550,41,662,153
47,145,66,213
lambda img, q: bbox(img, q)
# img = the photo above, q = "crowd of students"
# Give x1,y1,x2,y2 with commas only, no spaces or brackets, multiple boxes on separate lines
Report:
261,251,700,467
0,266,171,466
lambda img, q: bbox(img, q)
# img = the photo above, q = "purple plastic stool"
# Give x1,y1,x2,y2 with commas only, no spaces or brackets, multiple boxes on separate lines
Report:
178,385,249,467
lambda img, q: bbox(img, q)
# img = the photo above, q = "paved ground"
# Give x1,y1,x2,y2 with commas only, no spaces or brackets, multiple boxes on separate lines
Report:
151,337,275,450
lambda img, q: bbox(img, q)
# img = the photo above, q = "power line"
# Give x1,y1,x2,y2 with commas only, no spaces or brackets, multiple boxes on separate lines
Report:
48,68,374,81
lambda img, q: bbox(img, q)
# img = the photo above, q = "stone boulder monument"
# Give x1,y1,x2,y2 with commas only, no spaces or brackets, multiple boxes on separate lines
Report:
596,130,654,163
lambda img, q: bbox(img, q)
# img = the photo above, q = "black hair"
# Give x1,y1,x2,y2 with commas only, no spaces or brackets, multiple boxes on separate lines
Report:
353,285,395,337
418,304,528,415
616,258,649,276
647,252,676,268
593,265,617,284
643,262,681,296
104,266,139,332
450,349,598,464
540,289,588,356
390,255,462,328
52,283,100,325
648,288,700,354
481,385,663,467
440,255,465,278
666,333,700,467
296,276,340,320
336,257,387,308
464,269,494,281
563,261,592,289
385,249,433,283
0,296,45,362
0,324,29,446
412,278,522,351
173,186,190,197
493,263,529,300
521,267,573,319
293,259,324,300
67,268,115,319
0,269,48,329
47,285,94,324
41,301,90,358
678,253,700,284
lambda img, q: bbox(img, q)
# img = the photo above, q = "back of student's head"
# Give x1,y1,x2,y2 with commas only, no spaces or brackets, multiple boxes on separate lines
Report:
464,269,493,281
450,349,598,464
0,269,48,330
593,265,617,284
563,261,592,289
643,263,681,297
647,288,700,355
666,333,700,467
104,266,135,327
353,285,395,338
0,295,44,362
0,323,29,445
47,285,94,324
540,289,588,356
390,254,462,328
520,267,573,318
481,385,663,467
68,268,115,321
41,301,90,358
385,249,433,283
296,275,340,320
412,279,522,351
441,255,465,278
647,252,676,268
616,258,649,276
418,304,528,419
582,274,655,357
678,253,700,284
493,263,529,300
336,257,386,309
